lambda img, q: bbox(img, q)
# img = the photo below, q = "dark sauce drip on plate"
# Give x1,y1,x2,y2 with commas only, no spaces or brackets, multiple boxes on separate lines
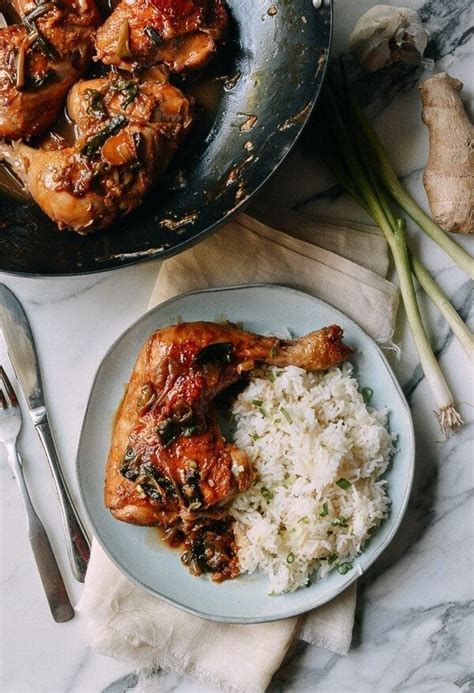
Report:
156,516,240,582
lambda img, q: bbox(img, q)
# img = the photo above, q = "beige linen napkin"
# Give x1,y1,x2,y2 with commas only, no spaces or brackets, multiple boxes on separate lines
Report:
79,209,399,692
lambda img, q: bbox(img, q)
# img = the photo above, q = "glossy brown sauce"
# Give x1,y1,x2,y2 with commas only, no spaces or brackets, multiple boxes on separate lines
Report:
147,518,239,582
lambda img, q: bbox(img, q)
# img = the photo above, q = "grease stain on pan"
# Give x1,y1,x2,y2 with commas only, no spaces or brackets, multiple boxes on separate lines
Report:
95,246,171,263
317,50,328,70
205,153,256,204
223,71,242,91
160,212,199,232
226,154,255,187
235,180,247,203
223,190,250,218
278,102,312,131
238,114,258,132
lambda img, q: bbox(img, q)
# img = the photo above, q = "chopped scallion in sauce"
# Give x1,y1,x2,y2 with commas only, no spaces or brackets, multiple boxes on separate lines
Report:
336,478,352,490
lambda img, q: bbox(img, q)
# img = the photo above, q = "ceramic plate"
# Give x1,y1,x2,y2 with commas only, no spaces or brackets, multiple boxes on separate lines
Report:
76,285,414,623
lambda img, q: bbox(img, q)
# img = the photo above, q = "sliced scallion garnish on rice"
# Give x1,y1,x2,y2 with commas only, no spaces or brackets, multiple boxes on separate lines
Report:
280,407,293,424
361,387,374,403
260,487,273,502
336,478,352,490
332,516,349,528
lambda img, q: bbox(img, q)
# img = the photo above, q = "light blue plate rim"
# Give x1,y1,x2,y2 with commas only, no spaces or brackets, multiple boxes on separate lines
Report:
76,283,415,623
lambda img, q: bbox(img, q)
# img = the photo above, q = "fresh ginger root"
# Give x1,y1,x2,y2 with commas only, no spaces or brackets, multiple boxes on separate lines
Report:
419,72,473,234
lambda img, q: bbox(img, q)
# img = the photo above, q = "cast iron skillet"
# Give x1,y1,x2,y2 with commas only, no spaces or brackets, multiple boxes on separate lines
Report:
0,0,332,276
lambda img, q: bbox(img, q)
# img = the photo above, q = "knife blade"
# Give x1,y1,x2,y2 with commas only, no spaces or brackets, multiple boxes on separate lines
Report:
0,283,91,582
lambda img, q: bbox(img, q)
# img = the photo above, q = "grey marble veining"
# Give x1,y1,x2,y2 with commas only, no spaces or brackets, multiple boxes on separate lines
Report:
1,1,473,692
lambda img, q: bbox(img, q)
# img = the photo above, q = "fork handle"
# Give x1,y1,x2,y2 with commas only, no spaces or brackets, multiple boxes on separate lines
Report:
36,420,91,582
6,444,75,623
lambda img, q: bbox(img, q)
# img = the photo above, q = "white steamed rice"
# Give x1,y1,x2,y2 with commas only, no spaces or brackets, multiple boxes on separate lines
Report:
229,362,395,594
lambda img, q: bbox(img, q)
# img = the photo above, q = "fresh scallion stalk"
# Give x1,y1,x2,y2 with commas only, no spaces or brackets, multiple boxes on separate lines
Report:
409,253,473,360
392,222,463,433
369,188,463,432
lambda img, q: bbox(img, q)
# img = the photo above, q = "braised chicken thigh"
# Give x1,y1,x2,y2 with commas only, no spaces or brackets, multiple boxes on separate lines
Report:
0,0,99,140
13,0,100,69
9,68,192,231
105,321,354,580
95,0,228,72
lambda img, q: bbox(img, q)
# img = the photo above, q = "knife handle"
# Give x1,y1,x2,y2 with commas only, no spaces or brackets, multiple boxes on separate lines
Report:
7,445,75,623
36,419,91,582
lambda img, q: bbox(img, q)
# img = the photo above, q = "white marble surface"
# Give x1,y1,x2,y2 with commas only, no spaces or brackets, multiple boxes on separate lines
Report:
1,1,473,691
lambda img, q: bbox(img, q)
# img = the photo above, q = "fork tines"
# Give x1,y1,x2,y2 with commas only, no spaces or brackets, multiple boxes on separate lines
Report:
0,366,19,407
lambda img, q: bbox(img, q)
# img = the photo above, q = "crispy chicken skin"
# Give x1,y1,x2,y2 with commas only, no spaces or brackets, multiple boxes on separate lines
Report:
0,0,100,140
105,322,354,578
10,68,192,231
95,0,228,72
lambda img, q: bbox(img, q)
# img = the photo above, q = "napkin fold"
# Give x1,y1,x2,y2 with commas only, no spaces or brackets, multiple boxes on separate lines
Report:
79,208,399,692
149,210,399,343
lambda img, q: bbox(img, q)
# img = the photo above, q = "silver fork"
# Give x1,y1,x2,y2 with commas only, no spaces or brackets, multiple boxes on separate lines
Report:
0,366,75,623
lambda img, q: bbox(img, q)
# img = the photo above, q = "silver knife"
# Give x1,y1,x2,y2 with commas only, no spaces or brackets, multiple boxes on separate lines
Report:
0,283,91,582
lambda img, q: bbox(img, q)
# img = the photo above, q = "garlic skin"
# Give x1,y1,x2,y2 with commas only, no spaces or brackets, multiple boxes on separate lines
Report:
350,5,430,72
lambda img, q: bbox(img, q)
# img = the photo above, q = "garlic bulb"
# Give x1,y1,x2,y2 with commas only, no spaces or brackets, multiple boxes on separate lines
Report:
350,5,431,72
